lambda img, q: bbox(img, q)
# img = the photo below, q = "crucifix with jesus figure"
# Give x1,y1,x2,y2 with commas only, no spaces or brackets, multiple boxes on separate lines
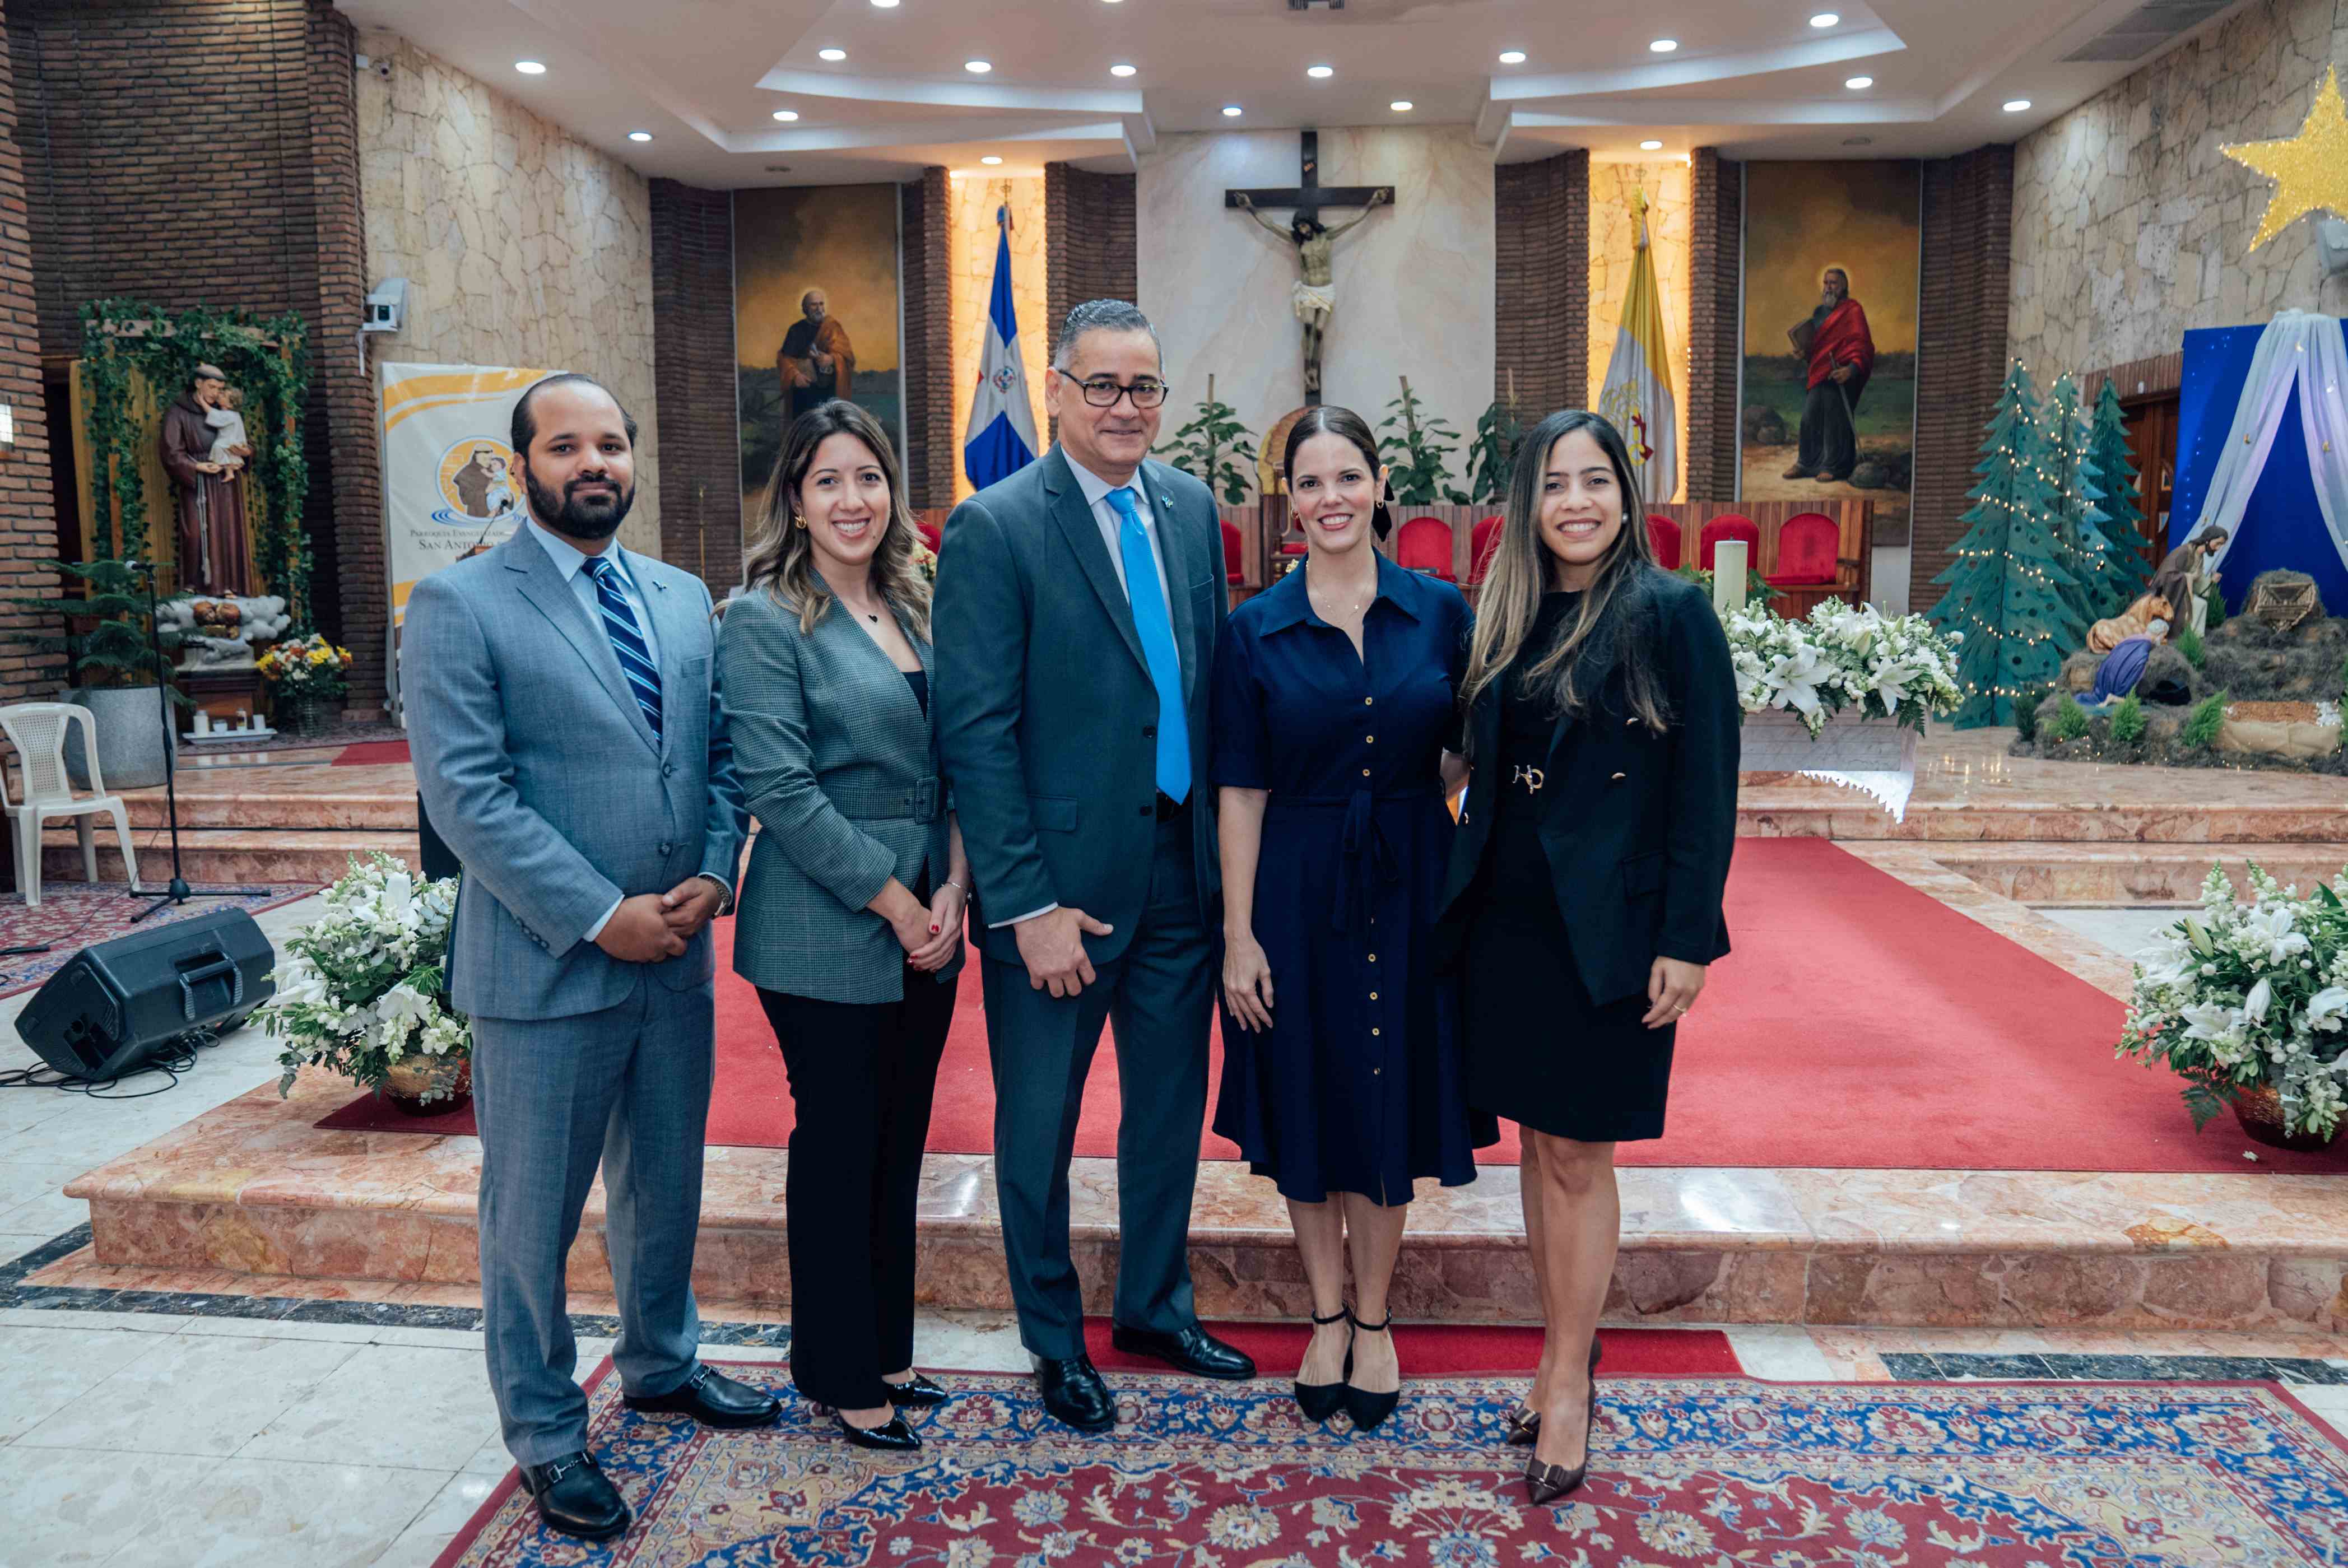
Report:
1226,129,1394,402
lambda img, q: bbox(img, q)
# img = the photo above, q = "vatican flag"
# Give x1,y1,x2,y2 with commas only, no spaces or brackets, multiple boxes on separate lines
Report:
1598,190,1677,505
964,206,1039,490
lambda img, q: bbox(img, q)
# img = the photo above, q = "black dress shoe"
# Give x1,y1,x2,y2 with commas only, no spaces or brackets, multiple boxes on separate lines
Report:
621,1364,783,1429
834,1410,923,1451
884,1372,952,1411
1034,1354,1117,1433
519,1450,630,1541
1110,1322,1257,1381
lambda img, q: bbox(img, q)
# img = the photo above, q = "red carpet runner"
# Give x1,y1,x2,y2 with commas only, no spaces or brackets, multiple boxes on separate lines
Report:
322,838,2346,1172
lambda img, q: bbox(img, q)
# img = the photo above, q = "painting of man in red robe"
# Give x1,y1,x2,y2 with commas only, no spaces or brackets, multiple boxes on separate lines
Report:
1783,268,1876,482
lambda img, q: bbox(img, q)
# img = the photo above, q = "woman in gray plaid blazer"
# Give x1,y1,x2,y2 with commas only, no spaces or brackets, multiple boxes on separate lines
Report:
718,400,968,1453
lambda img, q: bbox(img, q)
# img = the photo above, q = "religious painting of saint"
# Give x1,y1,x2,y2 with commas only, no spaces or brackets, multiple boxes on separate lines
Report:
1739,161,1921,538
735,184,903,538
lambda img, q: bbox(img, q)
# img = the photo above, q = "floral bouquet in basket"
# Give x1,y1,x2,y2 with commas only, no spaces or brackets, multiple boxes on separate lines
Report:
1722,599,1963,737
259,854,471,1105
2118,865,2348,1142
257,632,354,696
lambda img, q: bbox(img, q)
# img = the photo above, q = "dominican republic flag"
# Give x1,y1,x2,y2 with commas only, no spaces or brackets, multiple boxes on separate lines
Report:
1597,188,1678,505
964,208,1039,490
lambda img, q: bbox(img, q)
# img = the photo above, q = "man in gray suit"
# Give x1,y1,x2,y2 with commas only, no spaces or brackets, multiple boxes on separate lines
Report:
406,374,775,1542
935,300,1255,1433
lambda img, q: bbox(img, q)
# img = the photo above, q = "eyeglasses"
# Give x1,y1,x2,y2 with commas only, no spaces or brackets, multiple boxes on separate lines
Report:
1061,373,1169,410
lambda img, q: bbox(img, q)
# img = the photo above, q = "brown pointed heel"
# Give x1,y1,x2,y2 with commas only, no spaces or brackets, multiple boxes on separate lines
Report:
1523,1453,1589,1505
1504,1335,1603,1446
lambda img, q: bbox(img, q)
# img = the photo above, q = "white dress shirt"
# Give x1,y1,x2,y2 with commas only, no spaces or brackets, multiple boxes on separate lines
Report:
992,455,1179,930
525,519,728,941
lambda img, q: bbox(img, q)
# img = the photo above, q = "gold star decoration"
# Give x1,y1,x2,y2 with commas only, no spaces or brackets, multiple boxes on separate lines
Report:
2221,66,2348,252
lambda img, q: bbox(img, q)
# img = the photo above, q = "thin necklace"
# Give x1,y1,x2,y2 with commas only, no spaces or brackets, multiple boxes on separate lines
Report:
1306,561,1375,620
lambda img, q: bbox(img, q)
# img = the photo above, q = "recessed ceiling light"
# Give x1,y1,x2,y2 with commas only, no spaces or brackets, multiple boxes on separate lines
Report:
1639,138,1664,150
1392,100,1415,111
1306,64,1334,78
773,109,800,121
2002,97,2032,112
1498,49,1526,64
1649,38,1679,53
1222,104,1243,117
871,0,899,7
1844,75,1873,89
1110,63,1137,77
1810,11,1840,26
965,59,992,73
818,47,847,61
627,130,652,142
981,155,1003,165
514,59,546,75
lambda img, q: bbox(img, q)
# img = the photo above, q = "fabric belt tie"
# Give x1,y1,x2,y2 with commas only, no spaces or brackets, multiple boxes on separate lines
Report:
1273,787,1434,935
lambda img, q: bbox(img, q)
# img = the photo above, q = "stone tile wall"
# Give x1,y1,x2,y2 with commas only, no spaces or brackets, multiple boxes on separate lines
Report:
901,170,954,512
2007,0,2348,384
355,31,660,561
1495,149,1589,422
1686,148,1743,504
1588,159,1693,502
648,181,738,591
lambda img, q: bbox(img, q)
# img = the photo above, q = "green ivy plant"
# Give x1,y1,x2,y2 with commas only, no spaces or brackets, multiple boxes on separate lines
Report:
1154,393,1258,505
77,299,314,631
1377,381,1468,506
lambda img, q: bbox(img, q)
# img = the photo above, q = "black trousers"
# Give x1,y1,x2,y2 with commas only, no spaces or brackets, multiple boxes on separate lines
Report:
757,973,959,1410
1795,375,1867,478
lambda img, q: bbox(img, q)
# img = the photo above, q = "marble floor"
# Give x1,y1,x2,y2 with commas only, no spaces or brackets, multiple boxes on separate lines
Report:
3,899,2344,1565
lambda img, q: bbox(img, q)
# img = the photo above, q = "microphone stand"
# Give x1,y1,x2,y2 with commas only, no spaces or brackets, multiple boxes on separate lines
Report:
127,559,271,922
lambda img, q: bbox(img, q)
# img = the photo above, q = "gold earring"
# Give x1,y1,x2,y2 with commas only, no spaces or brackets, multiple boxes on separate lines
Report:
793,514,807,531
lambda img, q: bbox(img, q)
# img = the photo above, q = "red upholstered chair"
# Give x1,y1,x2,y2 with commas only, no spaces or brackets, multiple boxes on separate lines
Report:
1698,513,1760,571
1770,511,1843,587
1220,518,1245,586
916,519,942,552
1396,516,1456,580
1468,515,1504,583
1645,510,1682,570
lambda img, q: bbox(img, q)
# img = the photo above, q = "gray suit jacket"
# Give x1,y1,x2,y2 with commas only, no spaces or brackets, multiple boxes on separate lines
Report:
406,526,749,1021
933,446,1226,967
718,584,961,1003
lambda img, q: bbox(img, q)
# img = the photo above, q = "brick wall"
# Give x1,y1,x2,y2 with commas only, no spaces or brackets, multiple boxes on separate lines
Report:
1912,143,2015,572
649,179,739,589
8,0,385,705
1043,162,1138,364
1494,150,1587,419
1685,147,1742,504
0,0,59,704
900,169,955,510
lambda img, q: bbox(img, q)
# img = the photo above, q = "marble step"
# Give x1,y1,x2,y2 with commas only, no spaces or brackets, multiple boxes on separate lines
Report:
122,785,418,832
61,1073,2348,1334
1736,790,2347,845
41,826,419,887
1928,843,2348,906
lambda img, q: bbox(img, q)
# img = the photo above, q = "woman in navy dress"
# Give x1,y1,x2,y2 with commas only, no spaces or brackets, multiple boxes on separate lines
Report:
1213,405,1495,1432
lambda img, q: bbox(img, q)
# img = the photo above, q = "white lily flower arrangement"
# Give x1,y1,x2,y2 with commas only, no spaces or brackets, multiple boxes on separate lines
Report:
260,853,471,1103
1720,598,1964,736
2117,864,2348,1140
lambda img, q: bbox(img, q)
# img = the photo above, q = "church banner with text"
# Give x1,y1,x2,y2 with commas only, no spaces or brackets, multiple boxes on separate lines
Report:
1740,161,1920,537
378,361,553,705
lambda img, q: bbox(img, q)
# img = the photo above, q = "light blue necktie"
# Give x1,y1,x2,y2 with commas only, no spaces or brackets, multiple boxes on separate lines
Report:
584,554,664,743
1107,485,1189,802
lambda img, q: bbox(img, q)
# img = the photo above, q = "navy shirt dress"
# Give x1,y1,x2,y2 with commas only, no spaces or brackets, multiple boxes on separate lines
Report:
1210,555,1498,1204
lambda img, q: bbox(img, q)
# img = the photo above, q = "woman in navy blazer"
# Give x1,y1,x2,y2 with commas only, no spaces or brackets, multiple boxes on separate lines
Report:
1436,411,1739,1506
719,400,968,1454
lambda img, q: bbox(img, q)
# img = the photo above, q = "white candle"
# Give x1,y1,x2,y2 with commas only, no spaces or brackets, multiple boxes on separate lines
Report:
194,710,211,735
1713,538,1749,613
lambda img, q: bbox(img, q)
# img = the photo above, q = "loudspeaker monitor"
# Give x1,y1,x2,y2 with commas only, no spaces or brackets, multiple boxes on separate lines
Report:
14,908,276,1081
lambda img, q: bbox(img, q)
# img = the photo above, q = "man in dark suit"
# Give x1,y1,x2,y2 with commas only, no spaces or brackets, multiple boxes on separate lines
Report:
934,300,1256,1432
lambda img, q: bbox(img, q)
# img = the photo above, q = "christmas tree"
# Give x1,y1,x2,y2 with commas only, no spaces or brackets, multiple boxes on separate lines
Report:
1927,363,2085,728
2042,374,2124,627
2083,378,2152,616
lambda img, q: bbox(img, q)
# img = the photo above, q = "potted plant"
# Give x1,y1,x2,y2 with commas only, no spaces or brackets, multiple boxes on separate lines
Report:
1377,378,1469,505
261,854,472,1115
9,559,183,789
1154,378,1258,504
257,631,352,736
2118,864,2347,1151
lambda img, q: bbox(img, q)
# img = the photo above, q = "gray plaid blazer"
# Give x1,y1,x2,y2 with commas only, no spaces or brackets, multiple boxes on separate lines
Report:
718,581,962,1003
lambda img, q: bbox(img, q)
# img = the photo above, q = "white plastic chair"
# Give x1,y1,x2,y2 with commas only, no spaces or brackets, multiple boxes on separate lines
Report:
0,702,141,906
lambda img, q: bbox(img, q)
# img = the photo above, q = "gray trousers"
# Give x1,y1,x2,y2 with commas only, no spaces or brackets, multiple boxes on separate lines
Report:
471,976,714,1465
983,813,1215,1360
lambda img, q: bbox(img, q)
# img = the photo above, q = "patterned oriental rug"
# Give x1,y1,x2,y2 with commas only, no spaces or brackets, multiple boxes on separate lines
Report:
434,1362,2348,1567
0,882,318,998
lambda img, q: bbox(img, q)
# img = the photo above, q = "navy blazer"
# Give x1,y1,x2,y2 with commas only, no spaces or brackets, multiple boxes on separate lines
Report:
1435,567,1740,1004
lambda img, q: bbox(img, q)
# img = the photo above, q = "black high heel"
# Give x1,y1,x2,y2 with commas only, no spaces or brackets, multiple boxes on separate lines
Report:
1523,1338,1602,1505
1343,1313,1400,1433
1506,1336,1603,1446
883,1372,950,1411
833,1410,923,1451
1294,1308,1352,1422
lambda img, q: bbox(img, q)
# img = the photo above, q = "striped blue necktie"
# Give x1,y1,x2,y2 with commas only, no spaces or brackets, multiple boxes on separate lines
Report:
584,554,663,743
